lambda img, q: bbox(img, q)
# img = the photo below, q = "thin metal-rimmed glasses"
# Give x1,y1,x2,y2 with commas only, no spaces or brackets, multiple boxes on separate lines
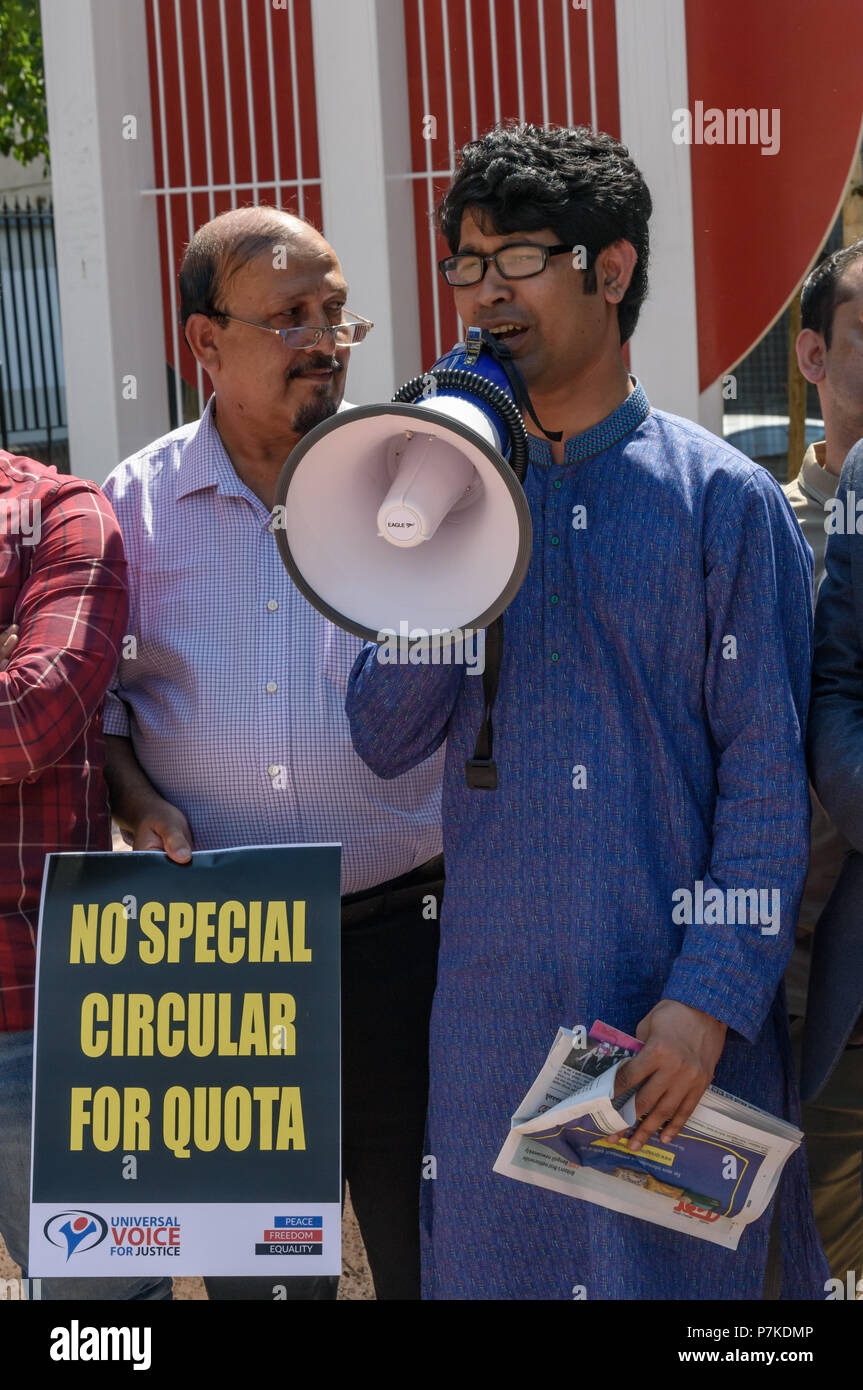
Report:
214,308,374,349
438,243,573,286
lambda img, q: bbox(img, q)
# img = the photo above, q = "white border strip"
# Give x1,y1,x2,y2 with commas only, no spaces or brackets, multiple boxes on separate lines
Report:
513,0,525,122
562,0,574,129
172,0,203,409
240,1,259,202
151,0,183,427
195,0,216,221
465,0,478,139
288,0,306,218
441,0,456,169
615,0,699,418
218,0,238,208
488,0,501,126
418,0,442,359
264,0,283,207
538,0,550,128
142,179,321,196
586,0,598,132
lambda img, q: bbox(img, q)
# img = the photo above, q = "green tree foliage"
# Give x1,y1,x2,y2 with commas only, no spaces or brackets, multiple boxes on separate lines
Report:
0,0,49,168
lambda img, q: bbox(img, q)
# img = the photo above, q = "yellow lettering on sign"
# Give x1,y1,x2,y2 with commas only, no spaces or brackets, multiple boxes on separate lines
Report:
291,900,312,962
217,901,246,964
156,993,185,1058
261,901,290,961
138,902,166,963
166,903,194,962
80,993,109,1057
276,1087,306,1150
69,904,99,963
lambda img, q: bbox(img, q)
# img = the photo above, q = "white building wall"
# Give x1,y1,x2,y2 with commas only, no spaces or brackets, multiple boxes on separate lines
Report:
40,0,169,484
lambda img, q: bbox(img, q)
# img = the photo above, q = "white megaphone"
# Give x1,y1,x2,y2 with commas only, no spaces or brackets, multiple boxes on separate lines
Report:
272,326,534,645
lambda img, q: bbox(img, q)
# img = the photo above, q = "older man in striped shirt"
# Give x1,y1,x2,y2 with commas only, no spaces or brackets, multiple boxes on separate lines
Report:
102,206,444,1301
0,451,170,1299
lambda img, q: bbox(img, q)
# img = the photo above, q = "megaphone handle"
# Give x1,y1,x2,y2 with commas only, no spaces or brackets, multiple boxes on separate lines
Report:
392,370,529,484
465,616,504,791
478,331,563,444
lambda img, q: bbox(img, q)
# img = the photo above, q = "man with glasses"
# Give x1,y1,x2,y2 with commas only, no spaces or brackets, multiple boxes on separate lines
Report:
102,206,444,1301
347,124,827,1299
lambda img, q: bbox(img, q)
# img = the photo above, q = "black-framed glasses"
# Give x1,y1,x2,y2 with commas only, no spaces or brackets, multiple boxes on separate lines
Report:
215,308,374,349
438,243,574,287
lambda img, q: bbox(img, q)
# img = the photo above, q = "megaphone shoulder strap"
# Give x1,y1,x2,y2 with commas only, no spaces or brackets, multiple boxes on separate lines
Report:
465,615,504,791
478,332,562,444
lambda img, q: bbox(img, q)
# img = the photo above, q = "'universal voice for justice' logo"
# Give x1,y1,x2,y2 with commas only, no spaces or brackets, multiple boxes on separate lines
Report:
43,1210,108,1261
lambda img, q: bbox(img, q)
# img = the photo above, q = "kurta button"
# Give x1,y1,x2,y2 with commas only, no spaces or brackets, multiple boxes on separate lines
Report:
551,651,560,663
550,594,560,606
550,536,560,547
553,479,563,490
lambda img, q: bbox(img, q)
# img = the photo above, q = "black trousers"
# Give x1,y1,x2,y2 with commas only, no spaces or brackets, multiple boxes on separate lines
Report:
203,855,443,1302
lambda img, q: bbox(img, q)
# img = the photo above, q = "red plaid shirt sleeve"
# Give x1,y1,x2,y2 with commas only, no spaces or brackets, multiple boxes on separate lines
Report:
0,453,128,1031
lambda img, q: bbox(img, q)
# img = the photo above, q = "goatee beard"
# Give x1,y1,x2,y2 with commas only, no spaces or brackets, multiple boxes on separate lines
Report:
292,390,339,437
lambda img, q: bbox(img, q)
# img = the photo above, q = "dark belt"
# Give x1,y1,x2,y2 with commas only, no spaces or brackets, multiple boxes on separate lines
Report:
340,854,444,926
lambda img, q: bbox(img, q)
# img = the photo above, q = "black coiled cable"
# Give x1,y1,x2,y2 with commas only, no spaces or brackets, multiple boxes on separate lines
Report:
391,369,529,484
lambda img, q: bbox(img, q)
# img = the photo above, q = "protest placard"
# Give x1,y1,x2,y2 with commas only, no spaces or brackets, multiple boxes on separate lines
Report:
28,845,340,1277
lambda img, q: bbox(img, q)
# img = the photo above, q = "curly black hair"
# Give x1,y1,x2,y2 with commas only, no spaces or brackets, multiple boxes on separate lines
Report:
437,123,652,345
801,240,863,349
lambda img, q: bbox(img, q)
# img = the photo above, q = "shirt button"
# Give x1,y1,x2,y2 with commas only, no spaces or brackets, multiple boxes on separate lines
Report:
267,765,280,777
550,536,560,547
551,651,561,663
265,681,278,693
553,479,563,490
550,594,560,606
267,599,279,611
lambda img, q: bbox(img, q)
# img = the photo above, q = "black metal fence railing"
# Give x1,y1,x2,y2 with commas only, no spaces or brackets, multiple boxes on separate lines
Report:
0,197,68,470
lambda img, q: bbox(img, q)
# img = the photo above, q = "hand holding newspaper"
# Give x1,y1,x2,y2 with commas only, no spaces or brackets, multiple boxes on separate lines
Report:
493,1021,802,1249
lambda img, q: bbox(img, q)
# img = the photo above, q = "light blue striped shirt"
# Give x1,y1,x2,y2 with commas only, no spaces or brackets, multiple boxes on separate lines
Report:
102,397,443,893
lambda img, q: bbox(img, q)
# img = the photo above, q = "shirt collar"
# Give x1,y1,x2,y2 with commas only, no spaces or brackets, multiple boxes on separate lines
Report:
176,395,264,502
526,377,651,467
797,440,838,505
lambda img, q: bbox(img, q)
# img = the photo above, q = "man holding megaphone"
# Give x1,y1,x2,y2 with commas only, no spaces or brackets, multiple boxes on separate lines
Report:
338,124,827,1300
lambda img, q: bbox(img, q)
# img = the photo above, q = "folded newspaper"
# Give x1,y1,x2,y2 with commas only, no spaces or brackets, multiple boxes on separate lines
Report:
493,1020,802,1249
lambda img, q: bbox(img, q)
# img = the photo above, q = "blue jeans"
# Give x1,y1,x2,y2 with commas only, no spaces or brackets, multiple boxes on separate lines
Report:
0,1029,171,1301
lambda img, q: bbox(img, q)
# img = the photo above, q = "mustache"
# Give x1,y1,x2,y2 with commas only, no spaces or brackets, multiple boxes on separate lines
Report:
288,354,345,379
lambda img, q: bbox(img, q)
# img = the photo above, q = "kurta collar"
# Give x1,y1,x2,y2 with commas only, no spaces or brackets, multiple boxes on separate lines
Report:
797,440,837,506
527,377,651,467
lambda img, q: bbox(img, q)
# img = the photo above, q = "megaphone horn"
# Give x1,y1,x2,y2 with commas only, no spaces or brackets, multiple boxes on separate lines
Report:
272,329,533,646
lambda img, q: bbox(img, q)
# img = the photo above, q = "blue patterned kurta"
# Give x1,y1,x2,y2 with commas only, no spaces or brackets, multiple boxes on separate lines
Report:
346,383,828,1300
